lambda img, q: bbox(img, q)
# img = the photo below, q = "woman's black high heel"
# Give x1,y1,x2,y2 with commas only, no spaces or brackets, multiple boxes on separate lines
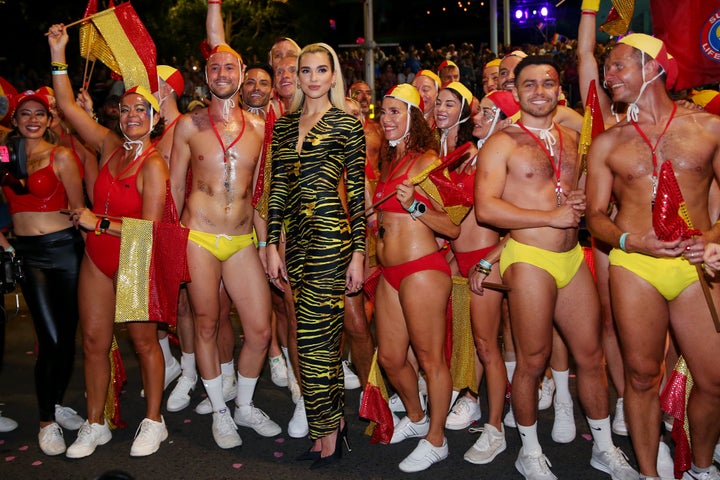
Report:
309,423,351,470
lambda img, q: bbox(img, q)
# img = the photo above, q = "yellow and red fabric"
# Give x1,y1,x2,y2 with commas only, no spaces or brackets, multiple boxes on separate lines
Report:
79,1,158,93
660,356,692,479
653,161,701,241
359,351,394,444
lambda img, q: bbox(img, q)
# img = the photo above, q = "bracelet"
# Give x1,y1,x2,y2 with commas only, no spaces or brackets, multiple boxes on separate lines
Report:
51,70,68,76
257,241,267,247
51,61,68,70
208,0,222,4
619,232,629,252
474,263,491,276
582,11,597,16
94,218,103,236
478,258,493,271
5,246,14,254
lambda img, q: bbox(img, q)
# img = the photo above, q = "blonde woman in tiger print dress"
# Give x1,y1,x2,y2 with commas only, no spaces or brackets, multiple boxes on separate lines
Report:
266,43,366,469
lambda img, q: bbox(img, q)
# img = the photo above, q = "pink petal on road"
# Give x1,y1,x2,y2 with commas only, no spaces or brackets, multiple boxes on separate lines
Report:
32,460,42,466
274,438,285,444
5,456,15,462
232,463,243,469
581,433,592,441
18,445,28,451
273,452,283,458
184,419,191,424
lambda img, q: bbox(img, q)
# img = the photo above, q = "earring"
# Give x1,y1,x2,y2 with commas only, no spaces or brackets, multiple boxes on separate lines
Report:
331,81,336,88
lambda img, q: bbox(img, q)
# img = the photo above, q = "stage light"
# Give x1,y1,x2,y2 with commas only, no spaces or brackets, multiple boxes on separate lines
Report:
515,9,523,19
541,7,548,16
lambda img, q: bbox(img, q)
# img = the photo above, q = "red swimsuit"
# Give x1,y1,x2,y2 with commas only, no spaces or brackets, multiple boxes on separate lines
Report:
85,147,147,278
376,153,450,290
3,148,70,214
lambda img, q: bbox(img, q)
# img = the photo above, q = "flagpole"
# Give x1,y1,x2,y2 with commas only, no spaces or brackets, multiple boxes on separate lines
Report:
43,7,116,35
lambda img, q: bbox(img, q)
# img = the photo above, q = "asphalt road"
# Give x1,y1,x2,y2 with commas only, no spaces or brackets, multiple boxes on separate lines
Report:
0,292,642,480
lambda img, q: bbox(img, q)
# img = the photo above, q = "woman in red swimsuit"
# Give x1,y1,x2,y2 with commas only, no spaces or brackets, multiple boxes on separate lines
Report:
48,24,170,459
1,90,85,456
373,84,459,472
442,88,518,464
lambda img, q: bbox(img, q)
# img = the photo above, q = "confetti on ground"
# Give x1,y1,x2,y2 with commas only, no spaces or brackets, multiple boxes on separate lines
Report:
232,463,242,469
274,438,285,444
184,419,191,424
581,433,592,441
31,460,42,466
6,456,15,462
273,452,283,458
18,445,28,451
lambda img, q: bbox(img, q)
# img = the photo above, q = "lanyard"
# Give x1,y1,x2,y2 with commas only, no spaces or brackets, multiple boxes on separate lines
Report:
208,110,246,163
630,103,677,207
518,122,565,206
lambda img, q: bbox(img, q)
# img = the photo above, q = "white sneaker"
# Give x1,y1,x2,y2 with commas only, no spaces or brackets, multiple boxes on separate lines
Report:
0,411,18,432
233,404,281,437
612,397,628,436
54,405,84,431
268,355,289,387
140,357,182,398
551,398,576,443
388,392,427,414
212,409,242,449
538,377,555,411
590,444,639,480
287,396,309,438
196,374,237,415
445,396,482,430
343,360,361,390
504,406,517,428
515,447,558,480
464,423,506,464
38,423,66,456
658,441,675,479
683,465,720,480
390,415,430,444
167,375,197,412
66,420,112,458
398,438,448,473
130,417,168,457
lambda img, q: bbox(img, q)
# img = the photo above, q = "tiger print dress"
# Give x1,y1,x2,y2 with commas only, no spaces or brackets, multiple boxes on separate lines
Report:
267,106,366,439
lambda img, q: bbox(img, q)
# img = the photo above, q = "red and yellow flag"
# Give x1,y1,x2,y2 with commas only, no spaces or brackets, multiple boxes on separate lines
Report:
78,2,157,92
359,351,394,444
660,356,692,479
115,218,190,326
414,142,475,225
653,161,701,241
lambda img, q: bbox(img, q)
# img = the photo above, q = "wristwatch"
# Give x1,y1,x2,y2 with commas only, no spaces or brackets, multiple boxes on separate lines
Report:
409,200,427,220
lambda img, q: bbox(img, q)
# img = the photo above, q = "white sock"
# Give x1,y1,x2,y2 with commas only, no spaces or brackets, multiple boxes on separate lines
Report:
180,352,196,380
505,361,516,384
282,346,298,385
159,336,173,366
202,375,226,413
691,463,713,474
220,360,235,378
518,421,541,454
236,373,258,408
552,369,572,403
587,416,613,451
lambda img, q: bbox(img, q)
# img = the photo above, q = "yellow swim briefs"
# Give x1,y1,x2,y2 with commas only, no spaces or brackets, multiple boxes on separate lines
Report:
187,229,256,262
499,238,584,289
608,248,698,301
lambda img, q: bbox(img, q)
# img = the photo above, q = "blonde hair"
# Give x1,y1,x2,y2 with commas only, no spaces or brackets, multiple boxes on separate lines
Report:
290,43,346,113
